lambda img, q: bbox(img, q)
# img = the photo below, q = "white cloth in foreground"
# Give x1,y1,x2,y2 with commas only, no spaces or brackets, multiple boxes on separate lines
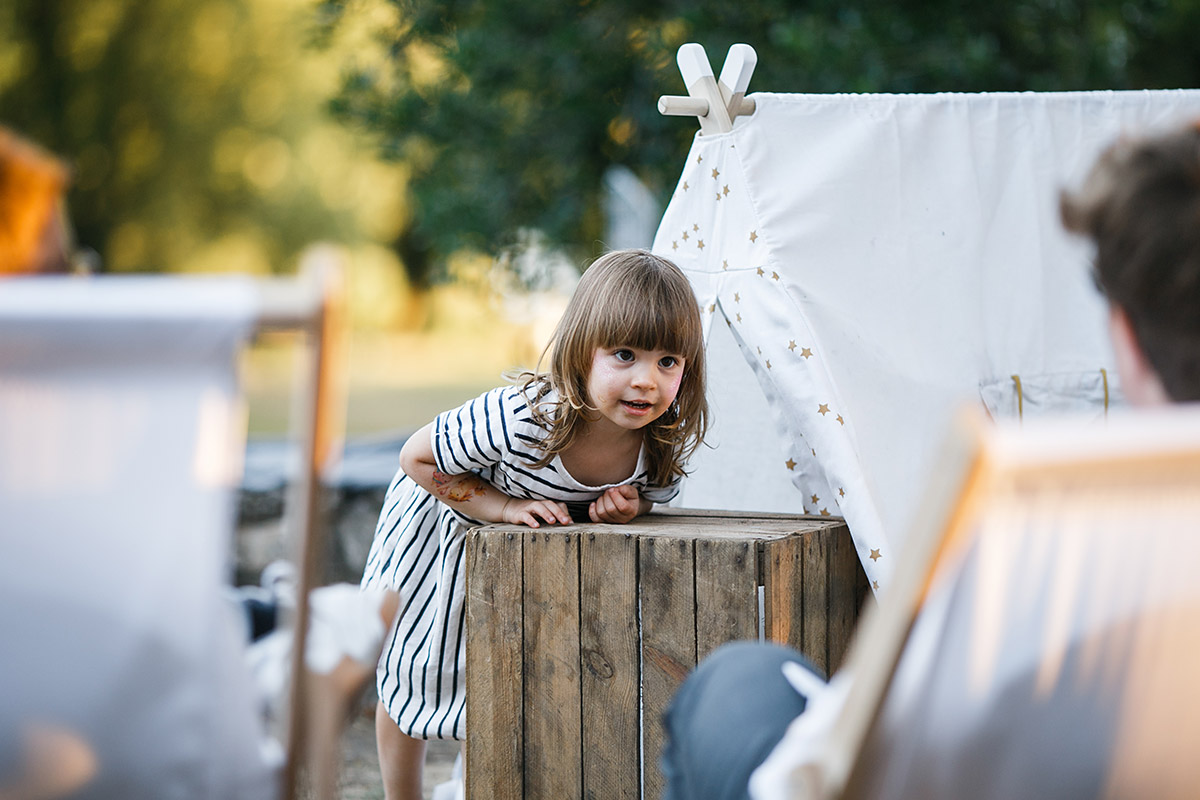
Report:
653,89,1200,589
0,277,273,800
751,408,1200,799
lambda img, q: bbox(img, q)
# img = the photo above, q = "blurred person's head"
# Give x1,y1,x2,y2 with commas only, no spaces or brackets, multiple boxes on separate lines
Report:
0,127,72,275
1061,121,1200,406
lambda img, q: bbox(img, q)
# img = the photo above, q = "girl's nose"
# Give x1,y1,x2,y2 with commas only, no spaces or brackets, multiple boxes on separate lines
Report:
630,365,654,388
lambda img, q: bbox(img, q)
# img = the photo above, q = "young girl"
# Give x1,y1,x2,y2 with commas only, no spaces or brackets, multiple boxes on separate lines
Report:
360,248,709,799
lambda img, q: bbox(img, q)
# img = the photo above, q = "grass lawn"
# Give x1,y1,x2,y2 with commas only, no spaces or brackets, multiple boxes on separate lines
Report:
242,327,539,437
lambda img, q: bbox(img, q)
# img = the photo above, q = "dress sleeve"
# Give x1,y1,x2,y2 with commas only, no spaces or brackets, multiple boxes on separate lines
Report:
430,387,514,475
641,474,681,505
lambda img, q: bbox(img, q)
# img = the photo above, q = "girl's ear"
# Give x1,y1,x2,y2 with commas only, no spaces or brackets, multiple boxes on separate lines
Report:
1109,306,1169,407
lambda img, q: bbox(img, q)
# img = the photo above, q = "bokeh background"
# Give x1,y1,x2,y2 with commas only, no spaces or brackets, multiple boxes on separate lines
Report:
3,0,1199,437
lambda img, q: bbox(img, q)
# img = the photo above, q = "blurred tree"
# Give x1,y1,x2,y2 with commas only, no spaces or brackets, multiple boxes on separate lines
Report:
0,0,406,274
322,0,1200,283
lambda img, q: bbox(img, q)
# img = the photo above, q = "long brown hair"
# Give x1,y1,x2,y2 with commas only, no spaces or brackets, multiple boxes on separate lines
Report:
517,249,708,487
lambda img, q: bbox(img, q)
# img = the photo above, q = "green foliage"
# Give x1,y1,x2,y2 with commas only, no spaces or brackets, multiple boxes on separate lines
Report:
323,0,1200,283
0,0,397,273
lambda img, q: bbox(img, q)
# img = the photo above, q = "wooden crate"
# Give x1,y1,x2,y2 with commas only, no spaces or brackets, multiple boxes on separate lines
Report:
464,509,869,800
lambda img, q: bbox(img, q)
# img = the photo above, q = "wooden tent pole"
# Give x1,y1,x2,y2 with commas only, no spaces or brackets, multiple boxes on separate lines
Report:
657,43,758,134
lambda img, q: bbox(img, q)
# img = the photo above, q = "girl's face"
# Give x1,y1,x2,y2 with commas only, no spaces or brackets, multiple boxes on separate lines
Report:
586,345,685,433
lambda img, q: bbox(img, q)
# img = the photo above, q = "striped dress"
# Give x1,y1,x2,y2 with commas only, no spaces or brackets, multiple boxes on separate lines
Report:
360,385,679,740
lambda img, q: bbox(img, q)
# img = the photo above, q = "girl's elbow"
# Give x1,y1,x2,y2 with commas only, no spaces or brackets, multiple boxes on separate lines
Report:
399,424,435,477
397,446,417,478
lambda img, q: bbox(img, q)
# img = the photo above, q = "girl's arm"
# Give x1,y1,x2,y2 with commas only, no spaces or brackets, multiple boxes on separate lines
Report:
401,422,571,528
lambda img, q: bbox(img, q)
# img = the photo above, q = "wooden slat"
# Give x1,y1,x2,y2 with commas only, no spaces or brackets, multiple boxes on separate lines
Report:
826,522,859,673
640,536,696,800
522,530,581,799
762,534,805,654
465,530,524,800
580,531,639,800
694,537,758,661
856,545,873,612
800,529,831,677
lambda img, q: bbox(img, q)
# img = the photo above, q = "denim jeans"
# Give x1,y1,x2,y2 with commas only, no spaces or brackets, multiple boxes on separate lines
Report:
660,641,816,800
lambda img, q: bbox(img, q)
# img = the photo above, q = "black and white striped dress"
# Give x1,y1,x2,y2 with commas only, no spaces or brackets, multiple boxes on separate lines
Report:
360,385,679,740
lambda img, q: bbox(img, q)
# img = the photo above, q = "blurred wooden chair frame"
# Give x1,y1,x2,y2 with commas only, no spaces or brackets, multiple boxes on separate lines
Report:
0,251,363,800
800,408,1200,798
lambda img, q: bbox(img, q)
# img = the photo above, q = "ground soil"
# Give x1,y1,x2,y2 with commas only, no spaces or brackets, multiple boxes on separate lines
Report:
336,704,460,800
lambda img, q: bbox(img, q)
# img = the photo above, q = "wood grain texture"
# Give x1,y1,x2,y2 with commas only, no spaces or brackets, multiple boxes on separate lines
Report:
694,537,758,661
580,531,639,800
762,535,805,655
800,529,830,677
464,515,862,799
522,530,582,799
826,522,861,672
465,530,524,800
640,536,696,800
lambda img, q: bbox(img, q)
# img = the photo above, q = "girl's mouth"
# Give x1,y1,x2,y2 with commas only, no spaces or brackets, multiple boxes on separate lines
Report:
621,400,652,412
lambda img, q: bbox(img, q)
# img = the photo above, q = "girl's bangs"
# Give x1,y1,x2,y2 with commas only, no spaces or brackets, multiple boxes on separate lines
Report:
595,287,700,357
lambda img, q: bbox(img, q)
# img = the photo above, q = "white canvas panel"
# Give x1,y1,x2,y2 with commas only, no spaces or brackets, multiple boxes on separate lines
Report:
654,90,1200,589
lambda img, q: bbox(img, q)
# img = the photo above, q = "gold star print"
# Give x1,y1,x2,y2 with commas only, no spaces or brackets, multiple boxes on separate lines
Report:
836,415,844,426
772,272,780,281
672,241,678,251
683,181,689,191
693,224,699,232
838,487,845,498
872,581,880,591
869,549,882,562
749,230,758,243
711,168,720,179
736,313,742,323
788,340,797,352
708,303,716,313
766,359,771,369
800,348,813,359
682,231,689,241
697,154,703,164
811,494,819,504
722,260,729,270
785,458,796,470
716,193,722,201
818,404,830,416
756,267,765,277
756,346,760,354
734,292,740,303
722,185,730,196
697,239,705,250
820,508,831,516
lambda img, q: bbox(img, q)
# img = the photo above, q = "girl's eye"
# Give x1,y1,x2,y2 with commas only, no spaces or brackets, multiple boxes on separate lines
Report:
614,349,634,362
659,356,680,369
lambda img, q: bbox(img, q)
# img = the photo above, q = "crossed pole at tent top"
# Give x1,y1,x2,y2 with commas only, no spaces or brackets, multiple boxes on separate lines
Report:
658,43,758,135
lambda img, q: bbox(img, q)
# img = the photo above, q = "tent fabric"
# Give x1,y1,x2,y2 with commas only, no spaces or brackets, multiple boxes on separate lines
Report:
654,89,1200,591
0,277,274,799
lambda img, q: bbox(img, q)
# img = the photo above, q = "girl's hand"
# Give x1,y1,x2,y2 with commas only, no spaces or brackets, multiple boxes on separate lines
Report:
503,497,571,528
588,485,645,524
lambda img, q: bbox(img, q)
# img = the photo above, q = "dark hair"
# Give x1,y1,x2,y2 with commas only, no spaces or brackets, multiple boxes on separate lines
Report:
517,249,708,486
1060,121,1200,401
